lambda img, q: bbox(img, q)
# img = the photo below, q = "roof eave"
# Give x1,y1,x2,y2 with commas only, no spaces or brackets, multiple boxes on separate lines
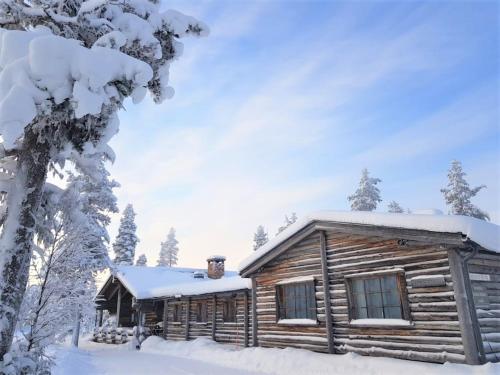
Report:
240,220,468,277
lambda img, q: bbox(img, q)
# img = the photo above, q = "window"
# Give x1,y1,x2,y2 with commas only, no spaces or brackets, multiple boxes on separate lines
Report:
172,304,183,322
276,281,317,320
195,302,207,322
223,299,236,322
346,273,409,320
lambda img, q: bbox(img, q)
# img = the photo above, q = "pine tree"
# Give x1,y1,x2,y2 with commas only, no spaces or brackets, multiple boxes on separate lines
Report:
441,160,489,220
348,169,382,211
253,225,269,251
113,205,139,266
136,254,148,267
277,213,298,234
0,0,206,359
11,158,117,373
387,201,404,213
157,228,179,267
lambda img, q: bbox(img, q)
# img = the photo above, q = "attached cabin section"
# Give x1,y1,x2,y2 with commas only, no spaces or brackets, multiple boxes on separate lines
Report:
240,214,500,365
94,256,252,347
163,289,252,346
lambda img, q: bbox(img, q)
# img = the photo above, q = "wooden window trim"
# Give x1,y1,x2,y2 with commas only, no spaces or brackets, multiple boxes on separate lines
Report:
344,271,412,326
172,303,183,323
195,302,208,323
222,298,237,323
275,280,318,323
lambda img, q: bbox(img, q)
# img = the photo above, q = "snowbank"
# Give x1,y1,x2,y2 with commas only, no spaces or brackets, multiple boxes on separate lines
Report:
239,210,500,272
140,337,498,375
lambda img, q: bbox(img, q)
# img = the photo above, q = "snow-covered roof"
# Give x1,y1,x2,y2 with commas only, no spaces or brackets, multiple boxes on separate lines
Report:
110,266,248,300
148,276,251,298
239,210,500,272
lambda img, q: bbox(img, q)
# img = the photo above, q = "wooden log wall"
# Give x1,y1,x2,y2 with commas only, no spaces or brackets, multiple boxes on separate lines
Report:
163,292,252,347
324,230,465,363
468,251,500,363
252,229,468,362
214,293,251,346
254,233,330,353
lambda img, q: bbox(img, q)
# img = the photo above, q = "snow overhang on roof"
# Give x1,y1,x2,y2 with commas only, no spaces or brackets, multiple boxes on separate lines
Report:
238,210,500,274
101,265,248,300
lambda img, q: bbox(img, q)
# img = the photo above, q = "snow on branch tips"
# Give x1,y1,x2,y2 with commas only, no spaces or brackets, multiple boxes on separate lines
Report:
0,0,207,363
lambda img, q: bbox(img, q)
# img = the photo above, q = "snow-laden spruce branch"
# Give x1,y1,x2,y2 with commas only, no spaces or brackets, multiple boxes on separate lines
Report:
0,0,207,363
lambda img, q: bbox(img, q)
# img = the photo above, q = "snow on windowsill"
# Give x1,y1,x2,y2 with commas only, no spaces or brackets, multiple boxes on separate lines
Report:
276,275,317,285
349,319,412,327
278,319,319,326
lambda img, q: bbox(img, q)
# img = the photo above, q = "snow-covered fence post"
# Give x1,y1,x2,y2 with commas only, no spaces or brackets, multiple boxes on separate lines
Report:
116,285,122,327
72,309,82,348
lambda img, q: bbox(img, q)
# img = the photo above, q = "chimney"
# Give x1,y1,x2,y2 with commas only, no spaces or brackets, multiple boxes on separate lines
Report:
207,255,225,279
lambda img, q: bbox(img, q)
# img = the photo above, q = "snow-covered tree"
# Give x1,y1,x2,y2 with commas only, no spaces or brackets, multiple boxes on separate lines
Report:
348,169,382,211
441,160,489,220
7,158,117,373
136,254,148,266
113,205,138,265
277,213,298,234
387,201,404,213
157,228,179,267
253,225,268,251
0,0,206,359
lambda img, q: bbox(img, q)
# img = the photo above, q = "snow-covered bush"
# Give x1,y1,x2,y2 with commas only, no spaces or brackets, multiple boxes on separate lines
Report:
253,225,268,250
136,254,148,266
277,213,298,234
387,200,404,213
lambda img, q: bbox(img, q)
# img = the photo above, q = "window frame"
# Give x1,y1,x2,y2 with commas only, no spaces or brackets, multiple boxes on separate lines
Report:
222,298,237,323
172,303,183,323
275,279,317,322
195,301,207,323
344,271,411,324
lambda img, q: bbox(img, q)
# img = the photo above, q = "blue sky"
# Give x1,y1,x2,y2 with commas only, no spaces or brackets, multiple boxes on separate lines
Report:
107,0,499,269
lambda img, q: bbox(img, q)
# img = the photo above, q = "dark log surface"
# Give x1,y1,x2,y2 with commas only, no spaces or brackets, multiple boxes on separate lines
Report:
251,229,470,363
469,251,500,363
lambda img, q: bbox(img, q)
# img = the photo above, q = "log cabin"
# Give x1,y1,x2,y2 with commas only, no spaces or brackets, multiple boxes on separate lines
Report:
94,256,251,346
238,211,500,365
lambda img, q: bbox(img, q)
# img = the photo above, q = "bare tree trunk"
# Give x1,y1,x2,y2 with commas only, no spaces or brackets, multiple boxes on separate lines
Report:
72,309,81,348
0,128,50,360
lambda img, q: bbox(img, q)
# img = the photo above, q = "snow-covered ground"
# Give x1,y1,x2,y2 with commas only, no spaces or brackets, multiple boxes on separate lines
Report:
53,336,499,375
53,339,262,375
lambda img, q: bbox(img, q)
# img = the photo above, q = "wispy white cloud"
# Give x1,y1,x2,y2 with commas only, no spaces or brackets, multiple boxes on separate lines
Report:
106,1,498,269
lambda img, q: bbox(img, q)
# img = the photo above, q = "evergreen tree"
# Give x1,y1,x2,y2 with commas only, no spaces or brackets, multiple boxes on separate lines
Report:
348,169,382,211
113,205,139,265
157,228,179,267
12,157,117,373
387,201,404,213
0,0,206,358
441,160,489,220
253,225,269,251
277,213,298,234
136,254,148,267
